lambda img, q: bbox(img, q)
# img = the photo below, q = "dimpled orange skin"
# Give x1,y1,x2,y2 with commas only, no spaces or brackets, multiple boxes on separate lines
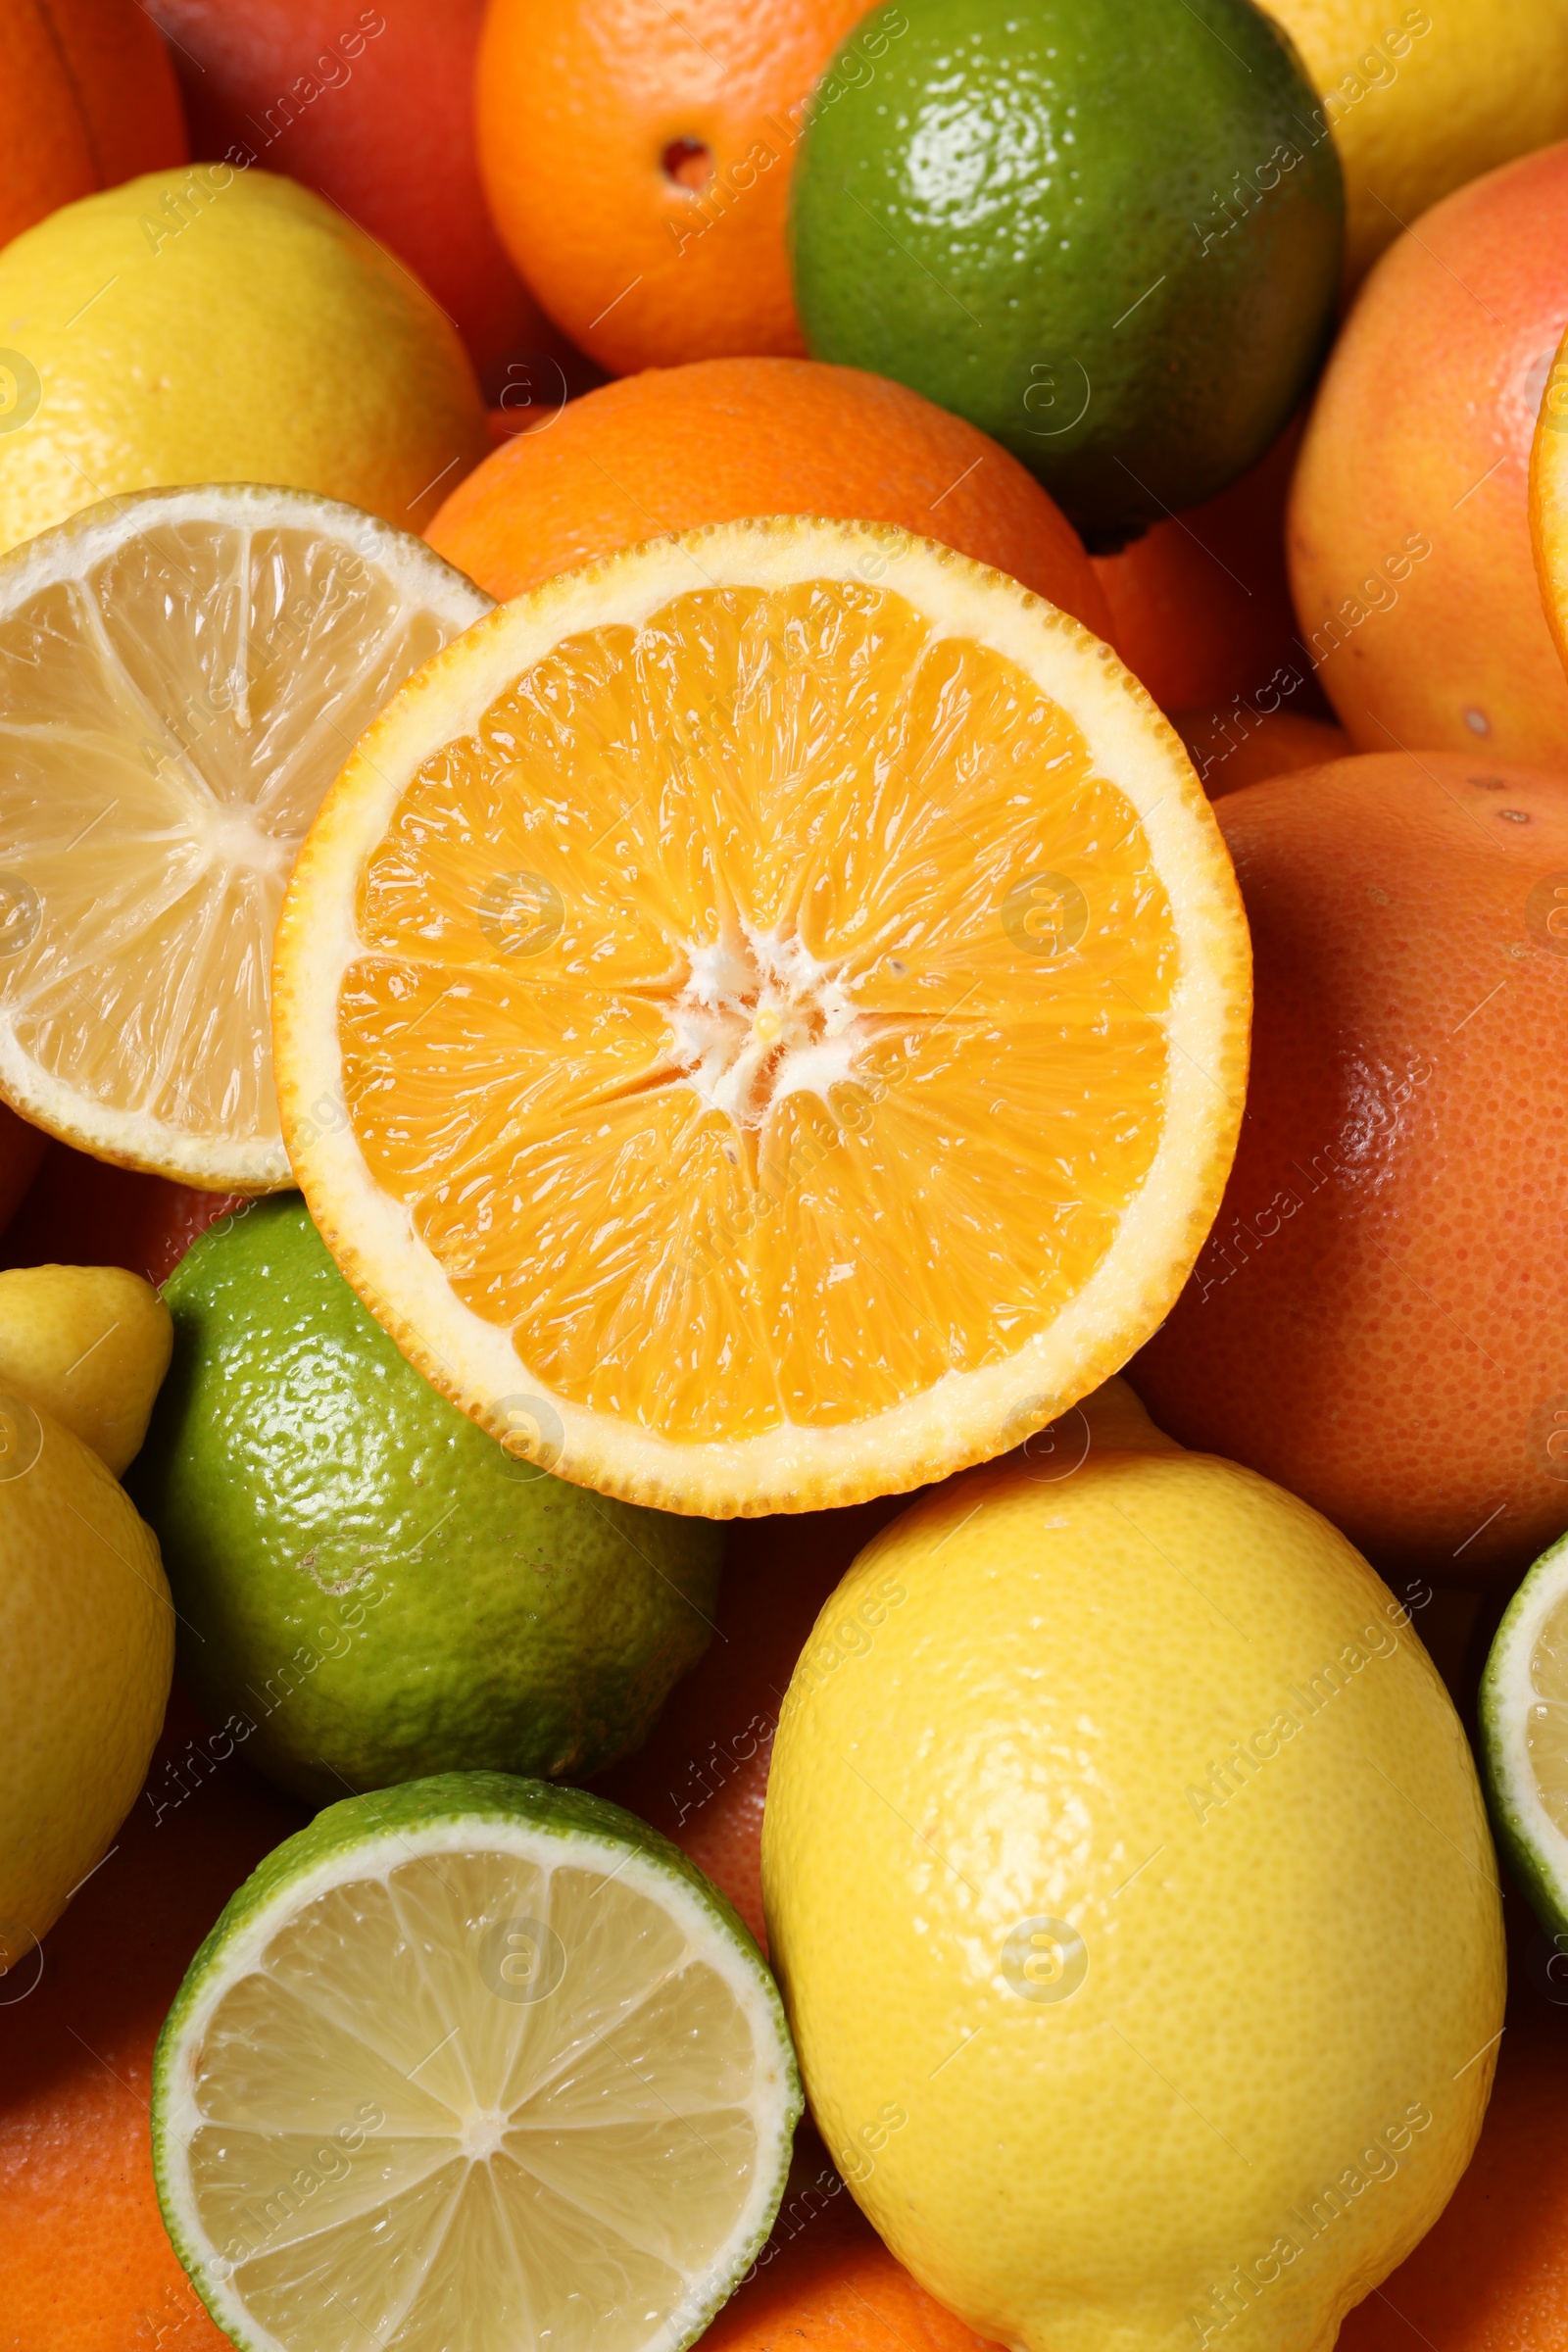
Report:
1132,753,1568,1583
1289,144,1568,769
475,0,871,374
426,357,1113,634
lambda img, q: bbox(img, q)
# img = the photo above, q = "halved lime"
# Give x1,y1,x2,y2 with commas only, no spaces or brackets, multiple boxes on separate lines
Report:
1480,1529,1568,1934
152,1773,800,2352
0,482,488,1190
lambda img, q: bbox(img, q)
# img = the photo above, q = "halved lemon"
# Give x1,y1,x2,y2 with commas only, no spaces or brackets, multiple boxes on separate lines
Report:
152,1772,800,2352
274,517,1250,1514
0,483,489,1190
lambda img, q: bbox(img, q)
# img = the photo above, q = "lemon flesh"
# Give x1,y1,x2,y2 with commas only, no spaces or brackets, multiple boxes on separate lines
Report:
153,1774,801,2352
762,1380,1504,2352
0,484,488,1189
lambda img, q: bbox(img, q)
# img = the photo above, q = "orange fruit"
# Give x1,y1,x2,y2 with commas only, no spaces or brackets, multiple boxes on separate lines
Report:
275,514,1248,1517
474,0,871,374
596,1494,909,1948
144,0,554,388
1289,144,1568,768
0,1689,307,2352
1337,1977,1568,2352
1174,708,1351,798
427,357,1113,634
0,0,185,251
1092,421,1305,715
701,2125,1002,2352
1132,751,1568,1584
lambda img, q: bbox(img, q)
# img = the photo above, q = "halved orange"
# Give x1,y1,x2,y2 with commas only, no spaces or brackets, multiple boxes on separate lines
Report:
273,518,1250,1515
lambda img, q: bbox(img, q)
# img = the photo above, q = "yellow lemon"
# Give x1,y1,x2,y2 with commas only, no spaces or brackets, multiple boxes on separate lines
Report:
0,1263,171,1476
0,1389,172,1973
1262,0,1568,285
762,1380,1503,2352
0,167,487,553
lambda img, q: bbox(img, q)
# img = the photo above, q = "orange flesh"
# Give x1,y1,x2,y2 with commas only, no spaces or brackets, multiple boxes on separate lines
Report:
341,581,1177,1444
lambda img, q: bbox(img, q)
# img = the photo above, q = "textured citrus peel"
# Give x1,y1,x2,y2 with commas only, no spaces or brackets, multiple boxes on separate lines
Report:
274,517,1250,1515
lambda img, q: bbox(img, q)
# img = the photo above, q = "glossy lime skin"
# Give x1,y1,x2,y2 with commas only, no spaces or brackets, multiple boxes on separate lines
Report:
131,1200,723,1806
790,0,1344,548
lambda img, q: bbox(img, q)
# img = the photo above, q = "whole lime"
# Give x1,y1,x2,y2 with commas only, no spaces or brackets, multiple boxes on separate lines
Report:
130,1198,724,1806
789,0,1344,548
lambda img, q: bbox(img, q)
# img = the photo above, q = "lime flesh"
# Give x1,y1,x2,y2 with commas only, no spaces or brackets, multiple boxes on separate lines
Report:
1481,1529,1568,1936
152,1773,801,2352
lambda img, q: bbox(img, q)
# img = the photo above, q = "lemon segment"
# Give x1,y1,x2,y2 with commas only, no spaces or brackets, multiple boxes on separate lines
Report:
152,1774,801,2352
0,484,489,1189
275,517,1250,1516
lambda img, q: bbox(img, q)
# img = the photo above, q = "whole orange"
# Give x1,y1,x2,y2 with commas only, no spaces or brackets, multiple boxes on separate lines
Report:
1093,420,1306,716
0,1690,307,2351
145,0,549,384
594,1494,907,1951
475,0,880,373
1289,143,1568,768
0,0,185,249
1174,708,1350,799
1132,752,1568,1583
426,358,1113,633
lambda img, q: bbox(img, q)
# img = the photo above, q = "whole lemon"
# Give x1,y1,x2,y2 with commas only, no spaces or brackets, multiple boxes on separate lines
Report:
762,1381,1503,2352
1262,0,1568,287
0,1389,172,1974
0,167,488,554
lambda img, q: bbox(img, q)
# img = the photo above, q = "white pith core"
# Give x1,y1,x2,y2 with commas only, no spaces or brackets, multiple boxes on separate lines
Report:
667,920,867,1129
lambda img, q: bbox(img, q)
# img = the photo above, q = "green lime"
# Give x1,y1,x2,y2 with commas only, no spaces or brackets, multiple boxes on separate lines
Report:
152,1770,801,2352
1479,1528,1568,1939
790,0,1344,548
130,1199,724,1806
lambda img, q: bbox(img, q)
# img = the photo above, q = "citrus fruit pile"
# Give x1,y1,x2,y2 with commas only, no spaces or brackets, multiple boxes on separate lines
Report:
0,6,1566,2352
